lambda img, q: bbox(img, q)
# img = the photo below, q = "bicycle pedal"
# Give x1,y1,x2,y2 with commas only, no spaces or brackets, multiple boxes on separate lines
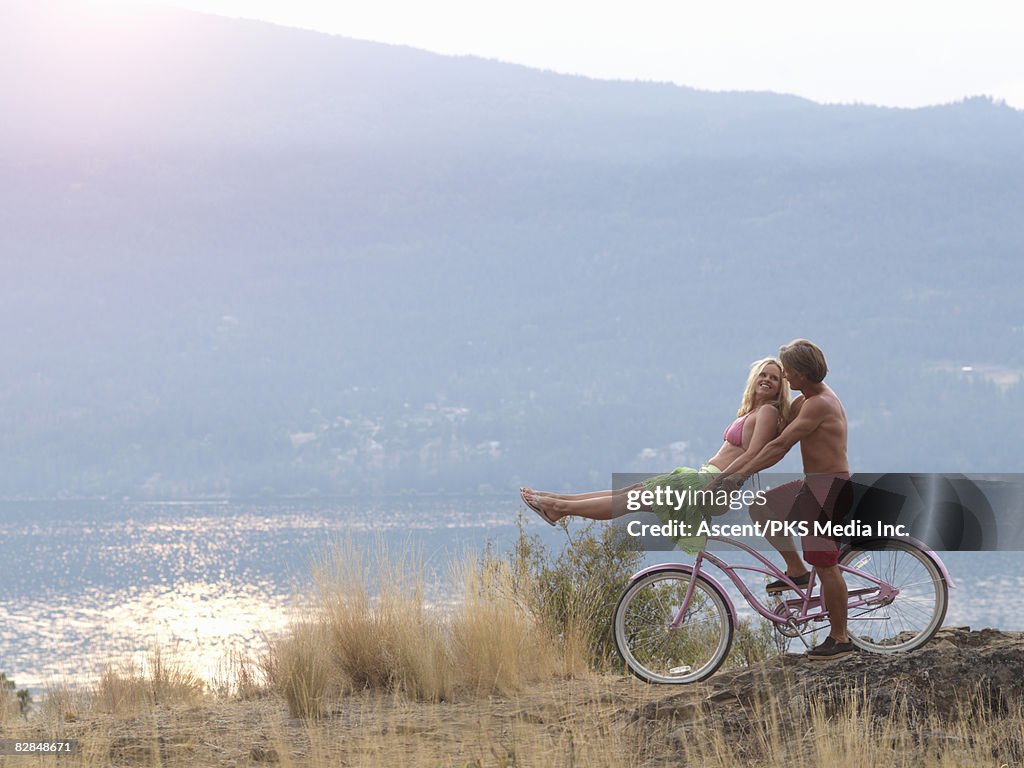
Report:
765,573,812,594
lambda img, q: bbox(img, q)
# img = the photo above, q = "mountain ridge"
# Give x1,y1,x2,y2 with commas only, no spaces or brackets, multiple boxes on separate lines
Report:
2,4,1022,498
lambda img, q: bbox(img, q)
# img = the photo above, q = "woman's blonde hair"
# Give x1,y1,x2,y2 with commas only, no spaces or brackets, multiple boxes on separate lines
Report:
738,357,792,429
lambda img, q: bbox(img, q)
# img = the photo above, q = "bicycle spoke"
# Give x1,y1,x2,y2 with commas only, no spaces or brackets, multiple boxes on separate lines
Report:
614,571,733,684
840,540,947,652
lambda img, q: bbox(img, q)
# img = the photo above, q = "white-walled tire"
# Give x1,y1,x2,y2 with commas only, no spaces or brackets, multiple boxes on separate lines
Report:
613,569,734,684
839,539,948,653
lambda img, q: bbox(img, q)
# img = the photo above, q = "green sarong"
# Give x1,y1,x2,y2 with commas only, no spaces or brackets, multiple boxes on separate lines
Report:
642,464,723,553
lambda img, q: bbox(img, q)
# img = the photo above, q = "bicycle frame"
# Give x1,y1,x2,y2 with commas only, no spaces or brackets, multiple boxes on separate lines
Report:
615,535,953,682
632,535,951,640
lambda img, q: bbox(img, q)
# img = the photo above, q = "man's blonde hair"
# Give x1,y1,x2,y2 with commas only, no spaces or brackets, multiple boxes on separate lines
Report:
779,339,828,383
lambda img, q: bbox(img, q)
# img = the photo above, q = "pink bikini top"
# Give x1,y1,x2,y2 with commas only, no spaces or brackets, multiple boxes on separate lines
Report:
723,413,750,447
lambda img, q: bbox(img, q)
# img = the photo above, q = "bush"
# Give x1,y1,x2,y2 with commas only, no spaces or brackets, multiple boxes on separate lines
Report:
506,517,644,672
0,672,31,721
729,616,786,668
93,648,205,714
505,516,785,674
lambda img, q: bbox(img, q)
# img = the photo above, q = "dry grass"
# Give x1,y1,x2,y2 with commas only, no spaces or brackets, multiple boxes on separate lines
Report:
450,552,572,694
671,684,1024,768
1,673,1021,768
0,684,17,728
262,538,570,717
92,647,205,715
207,645,273,701
272,619,339,718
3,538,1021,766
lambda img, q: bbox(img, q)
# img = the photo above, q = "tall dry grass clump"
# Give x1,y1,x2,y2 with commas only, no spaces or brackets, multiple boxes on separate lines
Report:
93,647,205,715
312,539,453,701
272,619,338,719
0,673,18,726
268,537,564,716
450,551,562,694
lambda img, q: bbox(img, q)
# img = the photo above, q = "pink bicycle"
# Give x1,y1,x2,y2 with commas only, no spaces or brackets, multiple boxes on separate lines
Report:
613,536,951,684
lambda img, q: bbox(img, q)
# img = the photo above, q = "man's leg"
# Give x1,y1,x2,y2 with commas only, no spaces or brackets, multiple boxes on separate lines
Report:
750,481,810,579
806,475,853,641
772,534,809,579
815,564,848,642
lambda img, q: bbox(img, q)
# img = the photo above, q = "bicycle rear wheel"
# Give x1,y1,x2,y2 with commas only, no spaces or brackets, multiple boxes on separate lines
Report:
839,539,948,653
613,569,734,684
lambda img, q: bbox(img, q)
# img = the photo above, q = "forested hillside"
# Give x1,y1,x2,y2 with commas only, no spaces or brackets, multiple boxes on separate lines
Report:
1,3,1021,497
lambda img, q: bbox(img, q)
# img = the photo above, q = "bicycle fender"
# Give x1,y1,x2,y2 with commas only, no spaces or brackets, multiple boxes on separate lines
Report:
840,536,956,589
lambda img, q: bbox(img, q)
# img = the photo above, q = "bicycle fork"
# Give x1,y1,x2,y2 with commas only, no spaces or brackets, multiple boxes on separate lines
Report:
668,556,704,630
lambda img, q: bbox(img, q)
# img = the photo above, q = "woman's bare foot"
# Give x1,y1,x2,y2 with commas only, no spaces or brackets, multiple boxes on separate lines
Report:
520,488,559,525
522,487,559,499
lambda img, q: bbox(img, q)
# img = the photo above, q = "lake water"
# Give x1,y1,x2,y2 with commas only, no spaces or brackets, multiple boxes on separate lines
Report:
1,499,1021,694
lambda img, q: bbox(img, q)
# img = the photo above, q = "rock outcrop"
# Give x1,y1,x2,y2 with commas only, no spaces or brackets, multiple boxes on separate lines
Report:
634,627,1024,725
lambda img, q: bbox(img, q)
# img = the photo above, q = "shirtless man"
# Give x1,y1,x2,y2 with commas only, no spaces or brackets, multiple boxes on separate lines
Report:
715,339,854,660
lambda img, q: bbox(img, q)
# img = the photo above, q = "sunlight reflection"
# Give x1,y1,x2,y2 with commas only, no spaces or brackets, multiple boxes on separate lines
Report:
0,581,296,691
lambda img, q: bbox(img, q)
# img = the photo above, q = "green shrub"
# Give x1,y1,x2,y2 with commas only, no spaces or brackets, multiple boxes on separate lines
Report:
505,517,785,673
0,671,32,720
728,616,787,668
507,516,644,672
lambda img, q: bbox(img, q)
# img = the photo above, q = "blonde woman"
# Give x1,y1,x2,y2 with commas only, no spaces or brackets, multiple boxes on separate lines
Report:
521,358,791,537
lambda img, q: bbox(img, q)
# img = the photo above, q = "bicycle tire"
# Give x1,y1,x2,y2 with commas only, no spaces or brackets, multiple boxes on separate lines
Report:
839,538,948,653
613,568,734,684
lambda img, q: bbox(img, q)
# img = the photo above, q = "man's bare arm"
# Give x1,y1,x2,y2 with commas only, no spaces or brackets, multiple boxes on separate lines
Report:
719,398,827,483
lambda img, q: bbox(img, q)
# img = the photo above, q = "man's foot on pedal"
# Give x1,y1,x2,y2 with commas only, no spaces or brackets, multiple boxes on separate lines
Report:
806,636,855,661
766,571,811,594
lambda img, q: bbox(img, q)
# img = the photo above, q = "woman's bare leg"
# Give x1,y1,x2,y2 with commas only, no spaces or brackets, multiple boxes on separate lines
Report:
523,485,644,522
526,488,616,501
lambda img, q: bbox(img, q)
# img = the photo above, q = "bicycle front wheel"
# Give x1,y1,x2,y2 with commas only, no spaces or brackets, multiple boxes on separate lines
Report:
613,569,734,684
839,539,948,653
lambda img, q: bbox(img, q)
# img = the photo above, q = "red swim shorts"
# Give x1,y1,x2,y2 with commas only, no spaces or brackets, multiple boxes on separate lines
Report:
760,473,853,568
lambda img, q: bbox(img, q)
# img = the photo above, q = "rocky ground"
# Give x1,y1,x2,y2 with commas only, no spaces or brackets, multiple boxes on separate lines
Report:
644,627,1024,720
5,628,1022,767
629,626,1024,766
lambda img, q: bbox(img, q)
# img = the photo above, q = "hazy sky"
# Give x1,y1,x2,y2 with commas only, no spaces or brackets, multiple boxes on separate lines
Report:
99,0,1024,108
